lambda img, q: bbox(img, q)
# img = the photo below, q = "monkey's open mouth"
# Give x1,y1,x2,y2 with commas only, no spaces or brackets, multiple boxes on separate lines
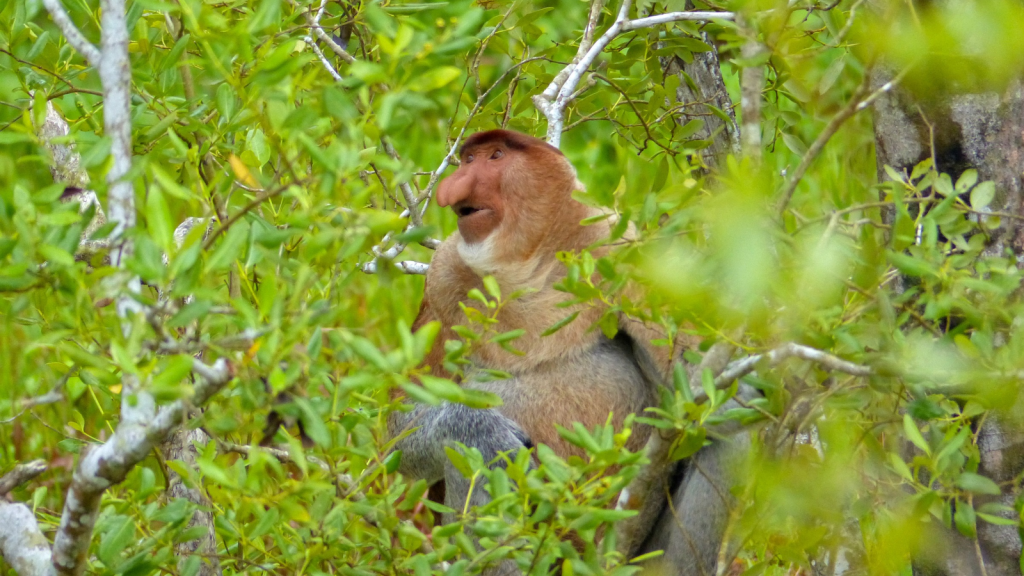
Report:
454,204,490,219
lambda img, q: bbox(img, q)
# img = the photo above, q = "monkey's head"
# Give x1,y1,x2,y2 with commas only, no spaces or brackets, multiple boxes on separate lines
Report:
437,130,591,275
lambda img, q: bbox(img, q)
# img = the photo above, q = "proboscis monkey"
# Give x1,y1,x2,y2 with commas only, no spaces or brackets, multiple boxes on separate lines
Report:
389,130,737,576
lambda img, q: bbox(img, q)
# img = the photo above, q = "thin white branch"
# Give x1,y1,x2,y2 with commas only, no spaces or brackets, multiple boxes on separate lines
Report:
533,1,735,146
305,35,342,81
51,358,234,576
39,0,100,65
614,342,869,556
360,259,429,275
296,0,356,65
622,10,735,29
712,343,872,392
380,138,424,229
217,441,361,494
738,14,764,161
538,0,607,106
0,502,53,576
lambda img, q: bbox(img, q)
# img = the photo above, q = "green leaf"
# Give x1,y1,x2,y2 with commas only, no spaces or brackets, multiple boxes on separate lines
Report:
482,275,501,300
98,515,134,565
903,413,932,456
38,244,74,267
670,427,706,460
955,169,978,192
957,472,1001,496
249,507,279,538
541,311,580,337
150,355,195,401
490,329,525,344
970,181,995,210
888,252,939,279
206,221,249,272
382,2,448,13
295,397,331,447
444,446,474,478
411,67,462,92
954,499,977,538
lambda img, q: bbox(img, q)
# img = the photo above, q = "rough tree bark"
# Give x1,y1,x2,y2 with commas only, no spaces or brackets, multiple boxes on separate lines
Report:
872,68,1024,576
660,1,741,168
164,427,223,576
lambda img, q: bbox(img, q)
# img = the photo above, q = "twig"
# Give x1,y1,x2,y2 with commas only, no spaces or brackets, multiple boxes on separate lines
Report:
624,10,735,29
305,34,342,81
710,342,871,395
533,2,735,146
0,460,48,496
39,0,101,65
201,182,294,251
298,0,356,64
776,66,911,214
0,48,99,97
217,441,359,494
361,259,429,275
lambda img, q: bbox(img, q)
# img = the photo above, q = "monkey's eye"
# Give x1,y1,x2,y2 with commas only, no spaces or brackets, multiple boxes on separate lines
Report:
490,149,504,160
465,154,475,163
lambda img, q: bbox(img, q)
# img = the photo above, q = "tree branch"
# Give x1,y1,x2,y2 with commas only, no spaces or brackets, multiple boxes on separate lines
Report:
0,502,53,576
39,0,101,65
710,342,872,394
533,1,735,146
51,358,234,576
738,14,765,161
0,460,48,497
36,102,107,245
299,0,356,64
776,66,910,215
613,342,871,555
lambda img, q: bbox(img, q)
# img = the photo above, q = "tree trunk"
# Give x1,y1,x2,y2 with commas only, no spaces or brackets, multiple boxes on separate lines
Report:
871,66,1024,576
163,427,222,576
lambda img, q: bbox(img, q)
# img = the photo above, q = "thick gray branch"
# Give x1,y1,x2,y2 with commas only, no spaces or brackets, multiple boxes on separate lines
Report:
0,503,53,576
51,358,233,576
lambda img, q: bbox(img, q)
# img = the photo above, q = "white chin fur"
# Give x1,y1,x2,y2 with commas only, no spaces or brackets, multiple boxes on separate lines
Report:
457,234,545,289
457,234,498,276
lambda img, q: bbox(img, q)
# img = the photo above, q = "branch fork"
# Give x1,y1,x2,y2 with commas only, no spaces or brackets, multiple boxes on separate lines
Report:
532,0,735,147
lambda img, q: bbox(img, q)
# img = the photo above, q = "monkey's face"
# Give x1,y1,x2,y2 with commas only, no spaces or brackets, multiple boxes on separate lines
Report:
436,140,510,244
437,130,579,270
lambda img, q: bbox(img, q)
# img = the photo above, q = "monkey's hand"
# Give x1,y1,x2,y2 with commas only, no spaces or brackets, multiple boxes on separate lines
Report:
389,403,532,484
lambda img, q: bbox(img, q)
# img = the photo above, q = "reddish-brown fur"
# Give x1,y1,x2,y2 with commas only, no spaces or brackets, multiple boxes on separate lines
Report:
414,129,654,459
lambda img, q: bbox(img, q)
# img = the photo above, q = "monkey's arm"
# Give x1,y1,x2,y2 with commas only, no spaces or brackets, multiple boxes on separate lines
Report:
388,402,532,484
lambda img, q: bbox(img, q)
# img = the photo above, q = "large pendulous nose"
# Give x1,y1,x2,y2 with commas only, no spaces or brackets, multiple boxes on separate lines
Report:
436,171,473,207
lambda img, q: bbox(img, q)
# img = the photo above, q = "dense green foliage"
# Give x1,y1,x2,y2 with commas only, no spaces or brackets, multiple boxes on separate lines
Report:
3,0,1024,574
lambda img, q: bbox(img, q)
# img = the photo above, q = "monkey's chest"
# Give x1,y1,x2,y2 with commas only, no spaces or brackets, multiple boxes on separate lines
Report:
464,341,656,460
